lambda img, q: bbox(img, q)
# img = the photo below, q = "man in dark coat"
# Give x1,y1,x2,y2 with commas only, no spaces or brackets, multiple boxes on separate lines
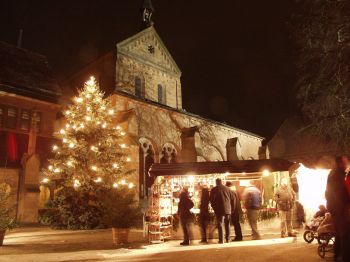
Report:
210,178,235,243
178,188,194,246
325,156,350,261
226,181,243,241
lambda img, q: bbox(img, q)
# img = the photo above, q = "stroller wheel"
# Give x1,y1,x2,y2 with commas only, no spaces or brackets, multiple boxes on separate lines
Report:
303,231,314,243
318,245,326,258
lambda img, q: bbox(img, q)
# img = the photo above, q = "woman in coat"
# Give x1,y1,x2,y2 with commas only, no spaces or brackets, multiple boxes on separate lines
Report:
178,188,194,245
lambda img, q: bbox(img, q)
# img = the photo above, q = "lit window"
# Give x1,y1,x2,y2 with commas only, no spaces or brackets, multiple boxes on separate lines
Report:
5,107,17,129
32,112,42,133
20,109,31,131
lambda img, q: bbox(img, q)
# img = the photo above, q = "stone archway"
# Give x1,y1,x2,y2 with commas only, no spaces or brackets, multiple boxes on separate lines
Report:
160,143,178,164
139,137,156,198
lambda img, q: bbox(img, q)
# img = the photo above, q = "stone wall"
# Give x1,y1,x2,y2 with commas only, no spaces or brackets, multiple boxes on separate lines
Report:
116,54,182,109
0,168,19,209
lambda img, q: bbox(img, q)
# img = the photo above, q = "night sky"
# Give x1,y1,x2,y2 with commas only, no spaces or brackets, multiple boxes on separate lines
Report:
0,0,297,139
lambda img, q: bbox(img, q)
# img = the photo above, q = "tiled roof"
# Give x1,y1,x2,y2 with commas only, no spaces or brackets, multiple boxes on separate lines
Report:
0,41,61,102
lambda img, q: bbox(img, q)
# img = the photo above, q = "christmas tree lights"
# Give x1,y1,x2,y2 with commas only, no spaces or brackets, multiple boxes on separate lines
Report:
42,76,134,190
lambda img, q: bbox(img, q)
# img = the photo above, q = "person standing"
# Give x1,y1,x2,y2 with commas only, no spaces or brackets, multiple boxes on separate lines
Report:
226,181,243,241
210,178,234,243
199,187,210,243
274,178,297,238
325,156,350,261
178,188,194,246
243,183,261,240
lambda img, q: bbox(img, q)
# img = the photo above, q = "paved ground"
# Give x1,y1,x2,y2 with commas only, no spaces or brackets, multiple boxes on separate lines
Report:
0,227,330,262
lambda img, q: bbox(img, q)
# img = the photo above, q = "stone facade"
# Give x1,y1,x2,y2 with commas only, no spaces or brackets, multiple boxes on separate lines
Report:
64,26,265,200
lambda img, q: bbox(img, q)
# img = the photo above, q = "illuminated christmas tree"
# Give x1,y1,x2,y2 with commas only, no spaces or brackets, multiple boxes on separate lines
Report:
42,76,134,190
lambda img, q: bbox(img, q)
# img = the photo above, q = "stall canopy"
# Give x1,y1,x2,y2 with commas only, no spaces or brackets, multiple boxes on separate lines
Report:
149,159,295,178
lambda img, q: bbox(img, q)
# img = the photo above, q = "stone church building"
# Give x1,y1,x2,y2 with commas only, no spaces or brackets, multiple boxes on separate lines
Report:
64,1,266,199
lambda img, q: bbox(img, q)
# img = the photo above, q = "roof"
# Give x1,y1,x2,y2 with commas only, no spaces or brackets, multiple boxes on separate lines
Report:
114,90,264,140
149,159,295,177
0,41,61,102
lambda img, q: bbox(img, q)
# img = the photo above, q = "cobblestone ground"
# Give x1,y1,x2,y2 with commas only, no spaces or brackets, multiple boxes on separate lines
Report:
0,227,327,262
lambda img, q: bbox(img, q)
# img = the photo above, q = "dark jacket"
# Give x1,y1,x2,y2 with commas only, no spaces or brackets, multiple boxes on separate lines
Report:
326,169,350,216
232,190,241,215
178,191,194,219
200,188,210,217
210,184,234,216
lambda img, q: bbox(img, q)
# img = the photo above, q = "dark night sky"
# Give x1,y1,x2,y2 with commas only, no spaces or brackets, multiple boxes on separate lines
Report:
0,0,297,139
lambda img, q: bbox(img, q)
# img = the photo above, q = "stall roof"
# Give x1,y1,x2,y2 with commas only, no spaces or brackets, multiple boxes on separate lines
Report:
149,159,296,177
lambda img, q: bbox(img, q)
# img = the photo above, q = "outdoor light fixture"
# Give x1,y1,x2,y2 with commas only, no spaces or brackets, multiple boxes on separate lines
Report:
262,170,270,177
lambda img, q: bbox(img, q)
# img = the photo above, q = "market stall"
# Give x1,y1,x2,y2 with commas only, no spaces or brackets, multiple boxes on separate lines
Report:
144,159,295,243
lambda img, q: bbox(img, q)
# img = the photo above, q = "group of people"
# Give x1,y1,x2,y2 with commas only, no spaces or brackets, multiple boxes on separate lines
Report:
177,178,263,245
325,156,350,261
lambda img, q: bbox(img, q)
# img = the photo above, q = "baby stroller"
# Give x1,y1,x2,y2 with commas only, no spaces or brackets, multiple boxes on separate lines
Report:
303,217,324,243
317,213,336,259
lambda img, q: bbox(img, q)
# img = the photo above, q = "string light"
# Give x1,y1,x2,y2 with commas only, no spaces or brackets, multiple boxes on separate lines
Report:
128,182,134,189
91,166,97,171
73,179,81,188
101,106,106,110
120,131,126,136
65,110,70,115
80,123,85,128
86,116,92,121
120,179,126,185
53,145,58,151
102,123,107,128
42,178,49,183
69,143,75,148
120,144,126,148
126,157,131,162
94,177,102,183
116,126,121,130
66,124,70,128
76,97,83,103
108,109,114,115
113,183,118,188
60,129,65,134
54,168,60,173
67,161,73,166
113,163,119,169
63,138,67,143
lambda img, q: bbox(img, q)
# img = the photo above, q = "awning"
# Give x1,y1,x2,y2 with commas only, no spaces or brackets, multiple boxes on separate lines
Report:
149,159,296,177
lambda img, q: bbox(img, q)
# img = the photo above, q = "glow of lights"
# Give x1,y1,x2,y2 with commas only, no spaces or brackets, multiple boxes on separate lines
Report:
108,109,114,115
54,168,60,173
91,166,97,171
42,178,49,183
188,175,195,183
113,183,118,188
126,157,131,162
65,110,70,115
120,144,126,148
69,143,75,148
63,138,67,143
94,177,102,183
262,170,270,177
116,126,121,130
66,124,70,128
120,131,126,136
113,163,119,168
67,161,73,166
76,97,83,103
48,165,53,170
239,180,251,187
120,179,126,185
242,172,246,175
80,123,85,128
86,94,91,98
225,172,230,176
97,121,101,125
296,164,330,215
90,146,97,151
128,183,134,189
86,116,91,121
101,106,106,110
53,145,58,151
72,125,77,129
73,179,80,188
102,123,107,128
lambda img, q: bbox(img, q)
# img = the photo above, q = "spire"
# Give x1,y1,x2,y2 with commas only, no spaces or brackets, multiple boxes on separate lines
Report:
141,0,154,29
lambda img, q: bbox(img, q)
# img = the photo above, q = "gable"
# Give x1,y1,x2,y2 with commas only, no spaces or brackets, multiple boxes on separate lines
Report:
116,27,181,76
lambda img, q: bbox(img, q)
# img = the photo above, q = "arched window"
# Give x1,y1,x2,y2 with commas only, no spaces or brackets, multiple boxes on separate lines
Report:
135,77,142,98
158,84,166,104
